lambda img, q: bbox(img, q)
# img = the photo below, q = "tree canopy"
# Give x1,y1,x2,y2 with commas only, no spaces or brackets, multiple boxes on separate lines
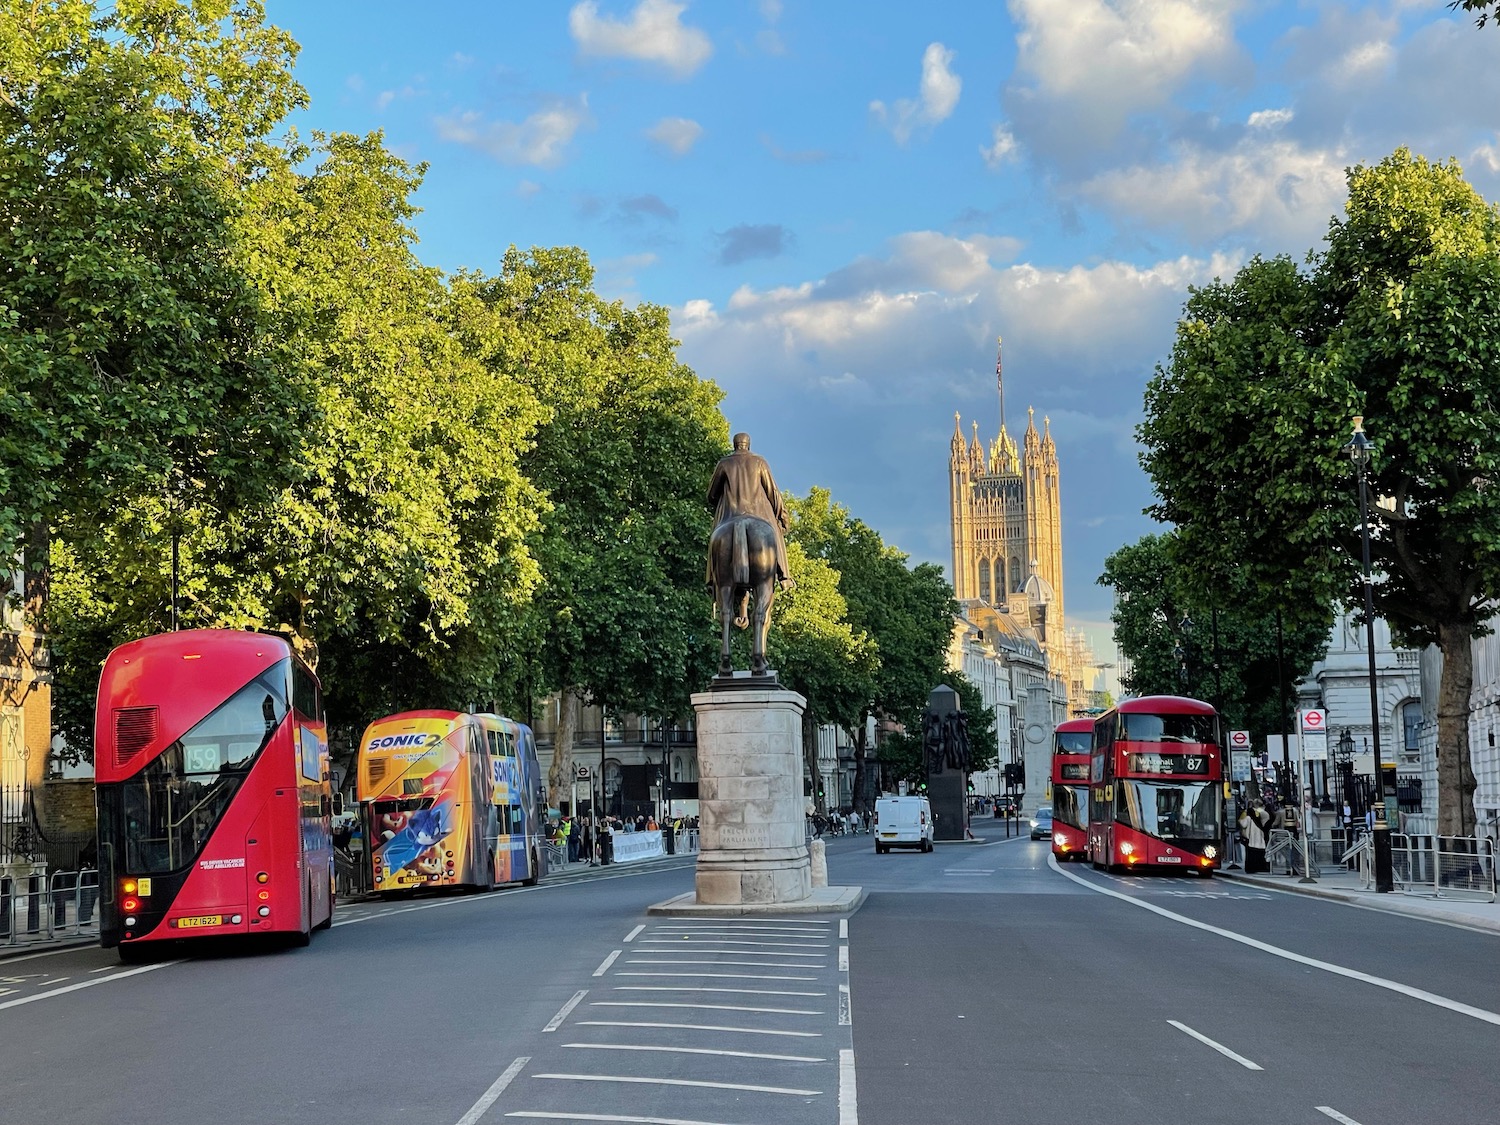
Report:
1139,148,1500,834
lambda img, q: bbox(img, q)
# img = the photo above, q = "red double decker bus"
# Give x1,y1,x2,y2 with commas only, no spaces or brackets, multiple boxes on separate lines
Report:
1050,718,1093,860
1087,696,1224,874
95,630,335,959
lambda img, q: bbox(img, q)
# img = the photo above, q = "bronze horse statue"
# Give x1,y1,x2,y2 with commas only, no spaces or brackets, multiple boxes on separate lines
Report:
707,514,779,677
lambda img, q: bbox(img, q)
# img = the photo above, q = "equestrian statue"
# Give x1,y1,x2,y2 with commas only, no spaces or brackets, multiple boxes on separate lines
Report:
705,432,796,678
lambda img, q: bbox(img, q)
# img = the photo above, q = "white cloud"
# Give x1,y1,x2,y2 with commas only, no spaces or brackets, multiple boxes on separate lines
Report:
676,231,1232,396
982,123,1019,167
1004,0,1244,168
435,97,592,167
870,43,961,145
516,180,542,198
646,115,704,155
1076,138,1348,249
569,0,713,79
1247,107,1293,129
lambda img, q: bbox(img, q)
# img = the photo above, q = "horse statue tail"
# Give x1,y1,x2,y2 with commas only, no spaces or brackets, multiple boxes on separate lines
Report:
732,518,750,586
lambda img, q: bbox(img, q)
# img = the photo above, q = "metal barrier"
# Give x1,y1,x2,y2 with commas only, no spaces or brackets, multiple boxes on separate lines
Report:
1389,834,1496,902
1266,830,1319,878
1,868,99,948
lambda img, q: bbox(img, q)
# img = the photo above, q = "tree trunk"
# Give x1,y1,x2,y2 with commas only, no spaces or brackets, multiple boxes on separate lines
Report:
851,713,870,816
1435,622,1478,837
21,521,50,787
546,687,581,813
802,708,821,815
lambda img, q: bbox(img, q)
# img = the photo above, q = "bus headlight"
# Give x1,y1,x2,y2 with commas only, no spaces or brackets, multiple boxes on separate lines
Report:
1119,841,1134,856
1202,845,1218,860
1053,833,1067,848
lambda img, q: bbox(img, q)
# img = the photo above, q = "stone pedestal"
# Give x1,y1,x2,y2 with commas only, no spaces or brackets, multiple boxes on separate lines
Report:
691,685,811,906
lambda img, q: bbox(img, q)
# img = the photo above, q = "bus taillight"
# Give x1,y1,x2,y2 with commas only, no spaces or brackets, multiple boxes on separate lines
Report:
256,871,269,884
122,897,140,913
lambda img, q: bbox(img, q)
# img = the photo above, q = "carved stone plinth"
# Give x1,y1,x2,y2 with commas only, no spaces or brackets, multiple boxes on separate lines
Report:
690,686,811,905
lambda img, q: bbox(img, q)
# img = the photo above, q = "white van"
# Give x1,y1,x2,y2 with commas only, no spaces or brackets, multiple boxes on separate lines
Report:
873,796,934,853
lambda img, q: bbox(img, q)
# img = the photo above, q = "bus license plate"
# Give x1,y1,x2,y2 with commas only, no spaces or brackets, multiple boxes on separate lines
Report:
175,915,223,928
1159,855,1181,863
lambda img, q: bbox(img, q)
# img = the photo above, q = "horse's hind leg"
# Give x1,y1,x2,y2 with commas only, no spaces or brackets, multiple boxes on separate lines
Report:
719,585,735,675
734,590,750,630
750,578,774,676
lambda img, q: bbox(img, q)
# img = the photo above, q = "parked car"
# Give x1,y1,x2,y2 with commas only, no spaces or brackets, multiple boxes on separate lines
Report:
1029,806,1054,840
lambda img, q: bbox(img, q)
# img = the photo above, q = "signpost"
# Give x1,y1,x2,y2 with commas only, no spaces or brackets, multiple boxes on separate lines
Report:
1294,710,1324,883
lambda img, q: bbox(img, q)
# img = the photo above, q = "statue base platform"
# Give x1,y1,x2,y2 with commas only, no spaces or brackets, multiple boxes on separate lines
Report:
687,685,814,906
707,668,782,692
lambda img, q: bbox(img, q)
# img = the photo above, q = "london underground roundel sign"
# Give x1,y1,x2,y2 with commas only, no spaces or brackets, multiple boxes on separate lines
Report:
1229,729,1250,749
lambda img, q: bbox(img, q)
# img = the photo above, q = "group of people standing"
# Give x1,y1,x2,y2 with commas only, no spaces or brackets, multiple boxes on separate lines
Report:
552,813,697,865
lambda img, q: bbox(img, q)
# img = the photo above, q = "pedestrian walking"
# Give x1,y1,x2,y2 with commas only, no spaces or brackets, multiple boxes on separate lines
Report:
1239,799,1273,873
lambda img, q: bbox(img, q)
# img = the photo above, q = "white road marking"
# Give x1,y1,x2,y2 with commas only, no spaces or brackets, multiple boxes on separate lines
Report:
1168,1020,1263,1070
638,938,829,948
1052,856,1500,1028
564,1042,824,1063
616,971,819,981
0,961,181,1012
839,919,848,938
1316,1108,1365,1125
623,924,645,943
533,1073,820,1096
628,950,827,959
839,945,849,972
840,1048,859,1125
626,958,826,969
33,977,67,987
0,989,15,998
88,966,116,974
615,985,825,996
650,925,830,934
590,1000,820,1015
839,982,852,1026
454,1056,528,1125
506,1113,744,1125
576,1020,820,1037
942,869,994,875
658,919,829,927
592,950,622,977
542,990,588,1032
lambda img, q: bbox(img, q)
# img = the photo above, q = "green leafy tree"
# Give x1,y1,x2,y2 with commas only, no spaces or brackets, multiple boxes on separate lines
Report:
1099,534,1329,741
1140,149,1500,835
2,0,317,766
786,488,957,811
768,543,877,814
1449,1,1500,29
466,247,726,808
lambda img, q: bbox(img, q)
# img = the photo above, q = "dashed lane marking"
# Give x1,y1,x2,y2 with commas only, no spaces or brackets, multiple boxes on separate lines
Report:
588,1000,821,1015
542,990,587,1032
592,950,622,977
1316,1108,1364,1125
0,961,181,1013
1168,1019,1263,1070
623,925,644,943
453,1056,528,1125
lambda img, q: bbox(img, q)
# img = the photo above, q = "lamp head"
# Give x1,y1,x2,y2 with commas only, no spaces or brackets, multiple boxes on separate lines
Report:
1347,415,1372,468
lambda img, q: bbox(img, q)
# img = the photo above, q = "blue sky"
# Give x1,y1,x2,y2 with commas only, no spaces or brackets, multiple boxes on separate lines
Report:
264,0,1500,671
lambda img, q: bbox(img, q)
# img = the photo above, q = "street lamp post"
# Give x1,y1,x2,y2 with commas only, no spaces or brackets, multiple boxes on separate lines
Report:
1347,416,1394,893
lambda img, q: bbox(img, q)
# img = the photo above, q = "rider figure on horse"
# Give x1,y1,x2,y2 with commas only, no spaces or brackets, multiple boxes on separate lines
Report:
706,432,796,592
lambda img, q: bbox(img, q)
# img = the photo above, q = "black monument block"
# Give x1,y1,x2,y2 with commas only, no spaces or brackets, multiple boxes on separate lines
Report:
923,684,969,842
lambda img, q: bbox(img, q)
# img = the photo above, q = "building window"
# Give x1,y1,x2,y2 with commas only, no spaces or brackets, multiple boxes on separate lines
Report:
1400,701,1421,753
978,559,991,603
1010,556,1022,593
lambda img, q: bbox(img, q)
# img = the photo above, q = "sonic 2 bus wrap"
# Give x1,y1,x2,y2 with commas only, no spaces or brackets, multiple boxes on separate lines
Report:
357,710,548,894
1050,717,1093,861
94,629,335,960
1087,695,1224,874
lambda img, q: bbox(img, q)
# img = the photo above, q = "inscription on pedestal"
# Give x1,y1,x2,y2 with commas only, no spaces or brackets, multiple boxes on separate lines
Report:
717,825,772,849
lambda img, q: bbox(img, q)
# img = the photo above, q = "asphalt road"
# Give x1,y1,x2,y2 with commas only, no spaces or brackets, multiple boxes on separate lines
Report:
2,832,1497,1125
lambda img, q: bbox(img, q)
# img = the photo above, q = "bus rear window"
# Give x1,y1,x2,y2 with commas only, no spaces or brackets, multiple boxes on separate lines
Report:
1120,712,1218,744
1055,732,1091,754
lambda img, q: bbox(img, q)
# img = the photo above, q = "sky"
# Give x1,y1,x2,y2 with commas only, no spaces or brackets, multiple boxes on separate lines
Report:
262,0,1500,676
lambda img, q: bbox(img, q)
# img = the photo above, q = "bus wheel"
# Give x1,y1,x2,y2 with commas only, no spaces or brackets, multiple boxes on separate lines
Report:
521,848,540,887
315,865,335,929
118,942,153,965
289,884,313,947
484,850,496,890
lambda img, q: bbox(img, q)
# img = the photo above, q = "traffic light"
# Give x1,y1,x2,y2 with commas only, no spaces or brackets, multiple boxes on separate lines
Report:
918,780,928,793
966,778,974,793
